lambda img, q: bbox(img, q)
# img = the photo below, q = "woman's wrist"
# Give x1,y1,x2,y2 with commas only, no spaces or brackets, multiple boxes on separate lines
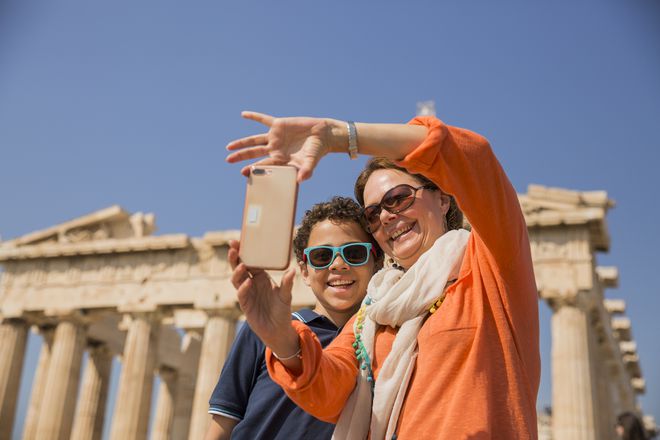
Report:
326,118,350,154
268,326,301,359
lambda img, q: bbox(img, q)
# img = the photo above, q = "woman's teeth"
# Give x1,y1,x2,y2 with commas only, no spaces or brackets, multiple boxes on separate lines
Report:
390,224,414,240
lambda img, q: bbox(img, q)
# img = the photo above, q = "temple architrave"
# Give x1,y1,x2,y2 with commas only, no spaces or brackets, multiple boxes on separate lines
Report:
0,185,655,440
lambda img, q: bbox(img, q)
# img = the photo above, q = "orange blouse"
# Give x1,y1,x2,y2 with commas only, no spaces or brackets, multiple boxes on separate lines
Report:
266,116,541,439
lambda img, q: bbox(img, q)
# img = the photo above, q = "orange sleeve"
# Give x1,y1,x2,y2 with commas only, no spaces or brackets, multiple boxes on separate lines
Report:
400,116,527,269
266,319,359,423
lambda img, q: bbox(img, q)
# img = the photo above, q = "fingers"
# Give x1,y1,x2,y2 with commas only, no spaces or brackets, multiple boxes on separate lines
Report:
226,133,269,152
279,267,296,304
296,153,324,182
238,157,283,177
228,241,240,270
235,276,253,308
297,164,315,183
241,111,275,126
231,262,251,290
226,146,270,164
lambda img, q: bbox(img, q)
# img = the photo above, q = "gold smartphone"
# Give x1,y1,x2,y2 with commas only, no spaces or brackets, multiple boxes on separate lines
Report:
239,165,298,270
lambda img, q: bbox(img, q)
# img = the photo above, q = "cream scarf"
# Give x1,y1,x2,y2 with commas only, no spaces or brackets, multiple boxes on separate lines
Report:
332,228,470,440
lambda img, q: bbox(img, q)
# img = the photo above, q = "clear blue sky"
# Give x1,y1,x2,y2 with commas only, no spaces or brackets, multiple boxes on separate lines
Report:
1,0,659,437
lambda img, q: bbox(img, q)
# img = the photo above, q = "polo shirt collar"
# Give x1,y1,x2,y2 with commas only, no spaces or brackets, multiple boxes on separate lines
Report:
292,309,338,330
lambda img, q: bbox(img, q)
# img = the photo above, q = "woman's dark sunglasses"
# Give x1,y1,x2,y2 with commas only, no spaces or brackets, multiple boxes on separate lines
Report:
363,183,435,232
303,242,374,270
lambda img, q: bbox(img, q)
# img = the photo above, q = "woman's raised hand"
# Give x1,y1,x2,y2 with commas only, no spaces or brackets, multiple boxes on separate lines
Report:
225,111,339,182
227,240,300,354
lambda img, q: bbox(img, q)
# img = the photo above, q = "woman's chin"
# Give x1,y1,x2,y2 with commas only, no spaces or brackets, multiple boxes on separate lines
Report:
390,244,421,266
390,232,435,267
390,232,421,256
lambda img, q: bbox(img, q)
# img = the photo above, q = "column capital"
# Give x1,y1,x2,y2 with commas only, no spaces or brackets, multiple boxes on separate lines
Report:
118,310,162,331
0,316,28,326
171,308,240,331
204,308,242,321
42,309,90,326
547,289,599,312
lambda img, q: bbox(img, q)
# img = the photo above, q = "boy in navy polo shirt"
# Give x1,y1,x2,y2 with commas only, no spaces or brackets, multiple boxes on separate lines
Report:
205,197,382,440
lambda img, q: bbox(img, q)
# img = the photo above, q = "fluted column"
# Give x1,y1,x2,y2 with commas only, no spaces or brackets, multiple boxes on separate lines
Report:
594,357,615,439
70,342,113,440
187,312,236,440
22,326,55,440
551,297,599,440
150,367,178,440
34,318,86,440
170,332,201,440
109,313,159,440
0,318,28,440
589,325,615,440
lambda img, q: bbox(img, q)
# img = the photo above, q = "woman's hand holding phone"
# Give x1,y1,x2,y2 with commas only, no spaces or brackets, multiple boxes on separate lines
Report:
228,240,301,368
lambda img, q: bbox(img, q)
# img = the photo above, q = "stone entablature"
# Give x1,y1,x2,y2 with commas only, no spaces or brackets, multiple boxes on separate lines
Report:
0,233,315,321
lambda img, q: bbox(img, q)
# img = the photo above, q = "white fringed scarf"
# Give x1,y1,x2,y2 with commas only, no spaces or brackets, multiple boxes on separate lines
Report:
332,229,470,440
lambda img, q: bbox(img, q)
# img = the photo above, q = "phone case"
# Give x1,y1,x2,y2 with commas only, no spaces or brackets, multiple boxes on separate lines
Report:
239,165,298,269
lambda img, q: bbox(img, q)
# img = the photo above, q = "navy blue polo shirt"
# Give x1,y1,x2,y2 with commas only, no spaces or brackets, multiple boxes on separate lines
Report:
209,309,341,440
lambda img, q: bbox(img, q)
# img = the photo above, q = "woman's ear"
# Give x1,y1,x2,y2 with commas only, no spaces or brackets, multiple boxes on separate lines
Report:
299,261,312,287
434,191,451,216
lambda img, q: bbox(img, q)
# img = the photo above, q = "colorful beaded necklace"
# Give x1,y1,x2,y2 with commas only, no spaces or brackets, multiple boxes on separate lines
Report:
352,292,446,395
353,296,376,394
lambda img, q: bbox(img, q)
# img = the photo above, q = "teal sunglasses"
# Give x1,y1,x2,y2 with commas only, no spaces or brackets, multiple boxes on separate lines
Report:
303,242,374,270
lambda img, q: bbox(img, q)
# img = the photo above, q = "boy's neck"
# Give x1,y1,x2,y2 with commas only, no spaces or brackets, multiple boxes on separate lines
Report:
313,303,361,328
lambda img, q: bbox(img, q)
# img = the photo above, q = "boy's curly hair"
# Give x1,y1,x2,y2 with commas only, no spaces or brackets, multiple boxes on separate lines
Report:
293,196,383,264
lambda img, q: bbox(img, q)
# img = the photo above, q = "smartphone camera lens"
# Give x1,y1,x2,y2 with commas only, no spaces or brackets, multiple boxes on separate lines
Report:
252,168,266,176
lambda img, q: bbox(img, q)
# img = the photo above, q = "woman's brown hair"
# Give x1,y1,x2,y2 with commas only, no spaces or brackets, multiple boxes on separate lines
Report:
354,157,463,231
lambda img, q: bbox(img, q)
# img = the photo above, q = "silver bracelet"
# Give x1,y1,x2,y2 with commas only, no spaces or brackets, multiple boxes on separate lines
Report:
272,347,302,361
346,121,358,160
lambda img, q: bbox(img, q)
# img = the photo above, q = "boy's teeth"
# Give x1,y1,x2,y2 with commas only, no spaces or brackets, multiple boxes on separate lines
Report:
328,280,354,287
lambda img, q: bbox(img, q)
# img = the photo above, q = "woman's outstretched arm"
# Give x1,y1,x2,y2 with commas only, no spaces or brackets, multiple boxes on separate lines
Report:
225,111,427,181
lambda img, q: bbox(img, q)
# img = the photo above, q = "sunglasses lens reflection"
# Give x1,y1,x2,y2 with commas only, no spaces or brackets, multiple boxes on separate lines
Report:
364,184,417,231
308,248,333,267
343,244,369,264
383,186,415,211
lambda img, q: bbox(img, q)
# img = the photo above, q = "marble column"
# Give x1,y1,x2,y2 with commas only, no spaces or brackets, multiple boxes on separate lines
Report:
0,318,28,440
187,313,236,440
551,297,599,440
150,367,178,440
22,326,55,440
34,319,86,440
589,330,614,440
70,342,113,440
109,313,159,440
170,332,201,440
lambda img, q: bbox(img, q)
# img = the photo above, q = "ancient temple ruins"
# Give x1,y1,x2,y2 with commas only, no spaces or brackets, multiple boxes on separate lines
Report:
0,185,654,440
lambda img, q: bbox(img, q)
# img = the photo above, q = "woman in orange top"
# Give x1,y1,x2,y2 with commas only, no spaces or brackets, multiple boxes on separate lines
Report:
226,112,540,439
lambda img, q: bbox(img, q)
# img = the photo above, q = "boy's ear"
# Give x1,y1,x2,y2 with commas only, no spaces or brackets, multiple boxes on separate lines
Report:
299,261,312,287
